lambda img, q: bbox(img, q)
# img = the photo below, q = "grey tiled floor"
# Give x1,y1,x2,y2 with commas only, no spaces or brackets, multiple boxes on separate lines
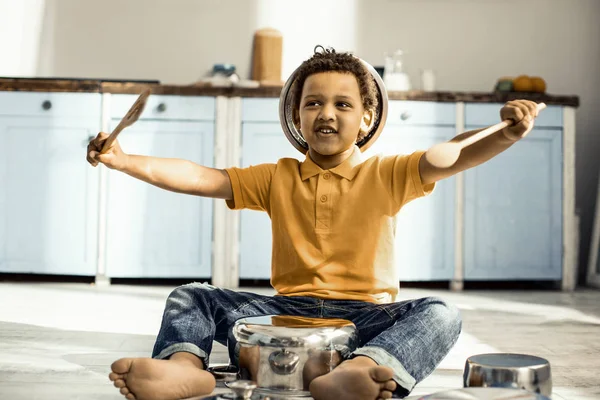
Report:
0,282,599,399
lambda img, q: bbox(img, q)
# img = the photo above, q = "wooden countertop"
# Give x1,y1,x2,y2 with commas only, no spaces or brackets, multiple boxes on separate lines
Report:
0,78,580,107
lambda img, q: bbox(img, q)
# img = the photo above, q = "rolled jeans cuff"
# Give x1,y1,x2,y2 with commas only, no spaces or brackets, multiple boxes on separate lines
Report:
352,345,416,393
153,342,210,366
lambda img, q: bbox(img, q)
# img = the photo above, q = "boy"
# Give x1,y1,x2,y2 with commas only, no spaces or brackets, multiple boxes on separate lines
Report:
87,47,541,400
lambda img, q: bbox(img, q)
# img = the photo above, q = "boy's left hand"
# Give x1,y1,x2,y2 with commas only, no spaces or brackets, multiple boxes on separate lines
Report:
500,99,540,141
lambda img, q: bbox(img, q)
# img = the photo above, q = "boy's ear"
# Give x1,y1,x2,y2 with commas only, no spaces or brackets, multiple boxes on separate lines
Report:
357,109,375,142
293,108,301,130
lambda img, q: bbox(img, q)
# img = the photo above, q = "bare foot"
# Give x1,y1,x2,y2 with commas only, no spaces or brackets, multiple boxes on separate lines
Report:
302,349,342,390
108,355,216,400
309,356,397,400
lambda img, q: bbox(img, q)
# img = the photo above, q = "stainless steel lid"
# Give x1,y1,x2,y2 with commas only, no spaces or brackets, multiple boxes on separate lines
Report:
464,353,552,397
419,388,551,399
232,315,358,350
279,56,388,154
466,353,550,369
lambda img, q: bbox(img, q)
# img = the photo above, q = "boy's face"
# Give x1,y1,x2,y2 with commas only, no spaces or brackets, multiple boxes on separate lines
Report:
297,72,372,162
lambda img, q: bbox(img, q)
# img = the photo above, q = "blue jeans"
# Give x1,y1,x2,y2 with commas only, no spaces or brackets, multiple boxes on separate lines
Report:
152,283,461,398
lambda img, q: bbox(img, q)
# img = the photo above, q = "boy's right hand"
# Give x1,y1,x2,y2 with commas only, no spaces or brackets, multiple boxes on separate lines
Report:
86,132,128,171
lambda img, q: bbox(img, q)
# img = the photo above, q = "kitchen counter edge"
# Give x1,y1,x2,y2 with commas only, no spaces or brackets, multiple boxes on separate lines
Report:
0,79,580,107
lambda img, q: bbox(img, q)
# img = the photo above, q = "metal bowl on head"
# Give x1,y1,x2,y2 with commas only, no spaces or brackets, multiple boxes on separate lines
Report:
463,353,552,396
278,52,388,154
232,315,358,397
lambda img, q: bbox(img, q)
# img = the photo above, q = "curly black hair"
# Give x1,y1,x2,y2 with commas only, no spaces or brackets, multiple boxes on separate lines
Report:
290,46,379,124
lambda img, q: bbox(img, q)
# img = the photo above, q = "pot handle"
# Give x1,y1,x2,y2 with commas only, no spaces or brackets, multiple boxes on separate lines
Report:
228,380,257,399
207,365,240,382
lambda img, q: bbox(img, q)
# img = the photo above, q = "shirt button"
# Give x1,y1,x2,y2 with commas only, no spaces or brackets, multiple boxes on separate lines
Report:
323,173,331,180
320,195,328,202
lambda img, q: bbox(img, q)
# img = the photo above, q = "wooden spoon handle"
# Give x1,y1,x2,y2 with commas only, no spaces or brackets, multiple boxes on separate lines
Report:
101,120,127,153
425,102,547,168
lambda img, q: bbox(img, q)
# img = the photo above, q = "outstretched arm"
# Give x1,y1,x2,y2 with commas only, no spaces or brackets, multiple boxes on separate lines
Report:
87,131,233,200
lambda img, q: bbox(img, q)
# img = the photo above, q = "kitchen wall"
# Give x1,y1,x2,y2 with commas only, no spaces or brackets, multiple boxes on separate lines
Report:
1,0,598,284
0,0,46,76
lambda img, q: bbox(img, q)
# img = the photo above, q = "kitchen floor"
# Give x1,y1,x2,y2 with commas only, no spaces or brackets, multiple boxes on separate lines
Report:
0,282,599,400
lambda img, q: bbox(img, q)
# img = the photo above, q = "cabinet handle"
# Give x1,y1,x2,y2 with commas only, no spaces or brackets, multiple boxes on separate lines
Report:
400,111,411,121
42,100,52,111
156,103,167,113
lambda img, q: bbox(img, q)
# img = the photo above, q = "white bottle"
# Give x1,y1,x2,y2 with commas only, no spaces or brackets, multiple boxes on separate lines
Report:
383,50,411,91
420,69,436,91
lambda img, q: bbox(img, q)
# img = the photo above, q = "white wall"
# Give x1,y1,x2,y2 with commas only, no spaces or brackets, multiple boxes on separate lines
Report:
254,0,359,79
1,0,598,283
0,0,46,76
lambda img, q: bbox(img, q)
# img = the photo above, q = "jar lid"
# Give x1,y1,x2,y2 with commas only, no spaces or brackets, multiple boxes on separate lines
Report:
232,315,358,351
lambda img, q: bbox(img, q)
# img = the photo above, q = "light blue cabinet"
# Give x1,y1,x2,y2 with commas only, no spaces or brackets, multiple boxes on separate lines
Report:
364,101,457,281
239,121,302,279
0,89,569,285
0,92,101,276
463,104,563,280
364,125,456,281
104,95,215,278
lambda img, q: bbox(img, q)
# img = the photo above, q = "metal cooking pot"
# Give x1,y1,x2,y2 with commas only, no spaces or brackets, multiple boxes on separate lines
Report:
463,353,552,396
229,315,358,397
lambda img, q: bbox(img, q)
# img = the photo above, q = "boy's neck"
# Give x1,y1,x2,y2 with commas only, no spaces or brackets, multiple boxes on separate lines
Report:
308,146,355,170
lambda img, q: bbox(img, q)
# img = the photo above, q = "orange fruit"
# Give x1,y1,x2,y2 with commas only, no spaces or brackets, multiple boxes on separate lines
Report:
513,75,534,92
530,77,546,93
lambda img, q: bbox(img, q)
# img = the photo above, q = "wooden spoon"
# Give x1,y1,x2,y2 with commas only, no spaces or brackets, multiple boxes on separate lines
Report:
101,88,151,153
426,102,546,168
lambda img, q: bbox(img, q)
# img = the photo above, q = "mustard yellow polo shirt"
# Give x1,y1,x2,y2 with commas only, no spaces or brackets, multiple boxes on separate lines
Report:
225,146,434,304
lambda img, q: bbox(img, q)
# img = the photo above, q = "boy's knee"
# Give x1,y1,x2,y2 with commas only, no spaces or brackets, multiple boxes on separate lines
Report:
427,297,462,335
167,282,212,304
445,302,462,335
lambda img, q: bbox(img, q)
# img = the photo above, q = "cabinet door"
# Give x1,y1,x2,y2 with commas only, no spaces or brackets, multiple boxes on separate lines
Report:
0,114,100,276
463,128,562,280
364,125,456,281
239,122,302,279
105,120,214,278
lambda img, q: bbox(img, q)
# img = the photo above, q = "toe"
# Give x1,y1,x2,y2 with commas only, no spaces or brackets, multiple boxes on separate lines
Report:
383,380,397,391
111,358,134,375
120,387,130,396
113,379,126,389
370,366,394,382
109,372,124,382
126,393,136,400
379,389,393,399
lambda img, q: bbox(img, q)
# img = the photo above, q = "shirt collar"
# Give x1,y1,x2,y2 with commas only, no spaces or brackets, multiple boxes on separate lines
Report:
300,145,363,181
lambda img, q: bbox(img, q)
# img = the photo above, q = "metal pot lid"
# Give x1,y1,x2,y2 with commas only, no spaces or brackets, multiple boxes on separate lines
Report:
467,353,550,368
232,315,358,349
279,56,388,154
419,388,551,400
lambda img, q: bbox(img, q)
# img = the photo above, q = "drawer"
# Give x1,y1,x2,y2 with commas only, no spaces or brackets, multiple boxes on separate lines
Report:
242,98,280,122
0,92,101,118
110,94,215,121
386,101,456,126
465,103,562,128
